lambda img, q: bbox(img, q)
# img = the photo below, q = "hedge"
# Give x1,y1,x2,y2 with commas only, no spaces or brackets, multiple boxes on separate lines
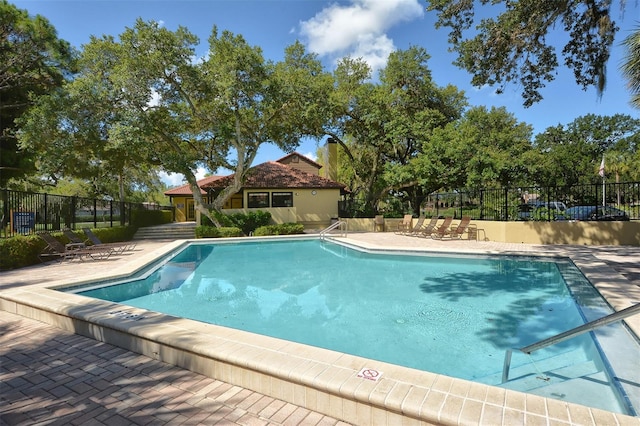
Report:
195,226,243,238
253,223,305,236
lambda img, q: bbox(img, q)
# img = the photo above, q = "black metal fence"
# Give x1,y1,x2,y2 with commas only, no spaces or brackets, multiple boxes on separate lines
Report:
424,181,640,221
1,189,174,238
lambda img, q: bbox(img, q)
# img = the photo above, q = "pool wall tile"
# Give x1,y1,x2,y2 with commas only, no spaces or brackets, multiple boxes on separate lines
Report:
466,382,488,402
352,375,379,401
484,385,506,406
384,381,412,410
355,401,373,425
401,386,429,417
524,412,548,426
422,390,447,420
568,402,595,424
448,378,472,398
460,398,483,423
525,393,547,417
505,389,526,411
368,378,397,406
480,402,503,424
503,407,526,424
438,394,465,424
430,374,454,393
290,383,307,407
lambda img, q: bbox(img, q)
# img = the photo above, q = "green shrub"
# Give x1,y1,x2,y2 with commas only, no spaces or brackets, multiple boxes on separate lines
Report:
0,235,45,270
253,223,305,236
200,210,271,235
130,209,172,228
227,211,272,235
84,226,136,243
195,226,242,238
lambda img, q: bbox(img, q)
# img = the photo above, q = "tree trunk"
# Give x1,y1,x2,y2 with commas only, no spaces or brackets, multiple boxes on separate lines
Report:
183,170,219,226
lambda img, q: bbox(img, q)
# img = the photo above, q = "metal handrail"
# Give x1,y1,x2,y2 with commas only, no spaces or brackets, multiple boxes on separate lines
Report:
319,220,347,239
502,303,640,382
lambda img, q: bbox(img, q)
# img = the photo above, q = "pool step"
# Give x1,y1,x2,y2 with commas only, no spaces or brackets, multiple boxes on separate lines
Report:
134,222,197,240
501,359,600,392
495,355,627,413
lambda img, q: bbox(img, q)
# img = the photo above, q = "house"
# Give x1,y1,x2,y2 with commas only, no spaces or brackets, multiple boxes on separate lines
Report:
164,149,347,229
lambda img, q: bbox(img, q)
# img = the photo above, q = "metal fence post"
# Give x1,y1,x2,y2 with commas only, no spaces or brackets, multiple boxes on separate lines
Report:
43,193,48,231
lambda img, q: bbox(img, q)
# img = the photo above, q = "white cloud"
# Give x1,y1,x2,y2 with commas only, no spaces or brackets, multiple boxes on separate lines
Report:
160,167,209,188
299,0,423,73
303,151,318,162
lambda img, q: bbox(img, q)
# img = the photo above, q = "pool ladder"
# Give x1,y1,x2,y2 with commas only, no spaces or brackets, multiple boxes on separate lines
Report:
319,220,347,239
502,302,640,382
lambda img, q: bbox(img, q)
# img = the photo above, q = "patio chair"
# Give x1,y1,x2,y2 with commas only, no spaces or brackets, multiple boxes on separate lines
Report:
62,228,87,250
83,228,136,254
432,216,472,240
374,215,385,232
412,216,439,237
37,231,114,262
403,216,427,236
395,214,414,234
429,217,454,239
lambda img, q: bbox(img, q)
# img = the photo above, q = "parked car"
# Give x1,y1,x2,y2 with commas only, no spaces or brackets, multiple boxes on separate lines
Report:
564,205,630,221
517,201,567,220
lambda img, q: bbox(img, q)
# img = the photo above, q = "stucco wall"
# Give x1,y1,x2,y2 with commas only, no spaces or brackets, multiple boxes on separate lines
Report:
292,188,340,228
341,217,640,246
189,188,341,228
171,196,190,222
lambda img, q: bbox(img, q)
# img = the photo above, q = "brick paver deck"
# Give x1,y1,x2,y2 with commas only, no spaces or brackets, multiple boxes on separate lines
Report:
0,309,346,425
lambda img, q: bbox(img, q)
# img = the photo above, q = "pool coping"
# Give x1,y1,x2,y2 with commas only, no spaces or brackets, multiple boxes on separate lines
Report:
1,235,639,425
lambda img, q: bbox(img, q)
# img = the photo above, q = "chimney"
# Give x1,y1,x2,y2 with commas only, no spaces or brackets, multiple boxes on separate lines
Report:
325,138,338,181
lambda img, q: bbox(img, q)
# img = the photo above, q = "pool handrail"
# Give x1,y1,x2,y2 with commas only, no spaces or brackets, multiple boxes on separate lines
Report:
502,302,640,382
319,220,347,239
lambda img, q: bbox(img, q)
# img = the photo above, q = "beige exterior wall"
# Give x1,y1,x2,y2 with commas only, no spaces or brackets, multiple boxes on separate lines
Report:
188,188,341,229
170,196,190,222
292,188,341,228
341,218,640,246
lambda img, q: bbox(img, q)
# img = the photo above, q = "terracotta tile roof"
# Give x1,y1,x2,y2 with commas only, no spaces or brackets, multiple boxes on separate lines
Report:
164,175,224,196
202,161,346,190
276,152,323,169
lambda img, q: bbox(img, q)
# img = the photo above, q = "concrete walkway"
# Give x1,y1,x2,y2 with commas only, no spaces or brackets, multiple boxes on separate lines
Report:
1,235,639,425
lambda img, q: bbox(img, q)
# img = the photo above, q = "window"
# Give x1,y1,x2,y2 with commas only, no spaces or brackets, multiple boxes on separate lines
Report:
271,192,293,207
248,192,269,208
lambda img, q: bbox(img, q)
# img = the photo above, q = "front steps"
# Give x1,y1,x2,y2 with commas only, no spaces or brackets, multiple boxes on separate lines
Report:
133,222,197,240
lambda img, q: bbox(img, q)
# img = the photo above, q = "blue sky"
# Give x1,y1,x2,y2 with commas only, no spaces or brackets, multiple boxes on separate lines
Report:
12,0,640,187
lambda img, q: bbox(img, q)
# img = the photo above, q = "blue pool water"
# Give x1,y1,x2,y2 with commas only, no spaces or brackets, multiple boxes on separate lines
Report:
68,239,637,414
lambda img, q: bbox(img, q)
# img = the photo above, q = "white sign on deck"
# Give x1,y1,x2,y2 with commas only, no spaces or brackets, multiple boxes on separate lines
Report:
357,367,383,381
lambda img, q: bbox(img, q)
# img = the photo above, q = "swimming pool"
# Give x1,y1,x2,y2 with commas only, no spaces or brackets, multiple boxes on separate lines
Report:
65,239,639,415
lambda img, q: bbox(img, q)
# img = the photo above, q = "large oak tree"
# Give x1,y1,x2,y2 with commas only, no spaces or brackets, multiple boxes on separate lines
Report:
427,0,620,106
0,0,75,186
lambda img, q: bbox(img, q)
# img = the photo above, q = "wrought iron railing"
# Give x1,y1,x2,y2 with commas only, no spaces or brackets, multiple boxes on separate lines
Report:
1,189,174,238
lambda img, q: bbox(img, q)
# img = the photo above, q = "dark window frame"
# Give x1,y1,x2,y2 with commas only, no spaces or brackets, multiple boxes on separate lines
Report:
271,191,293,207
247,192,270,208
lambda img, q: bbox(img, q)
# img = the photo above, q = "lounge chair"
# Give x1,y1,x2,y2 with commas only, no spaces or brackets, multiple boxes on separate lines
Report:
37,231,114,262
432,216,471,240
62,228,87,249
403,216,426,235
429,217,454,239
412,216,439,237
395,214,414,234
83,228,136,254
